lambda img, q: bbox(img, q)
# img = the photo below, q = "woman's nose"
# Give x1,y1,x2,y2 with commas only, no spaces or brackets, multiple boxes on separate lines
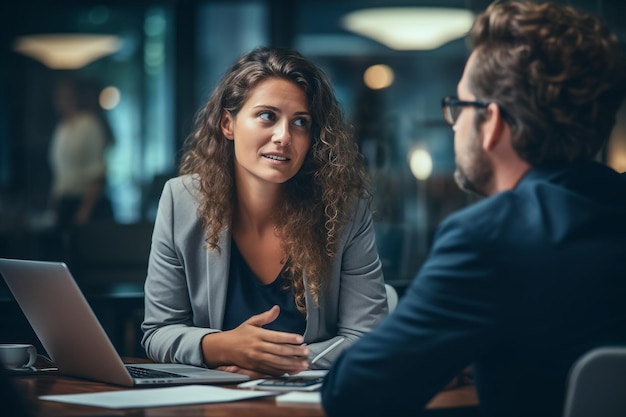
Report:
272,120,291,145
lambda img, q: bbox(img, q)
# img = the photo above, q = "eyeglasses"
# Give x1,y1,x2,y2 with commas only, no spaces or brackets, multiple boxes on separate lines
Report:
441,96,489,126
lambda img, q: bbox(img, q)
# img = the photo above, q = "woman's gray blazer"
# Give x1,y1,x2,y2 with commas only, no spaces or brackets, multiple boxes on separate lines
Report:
141,175,388,369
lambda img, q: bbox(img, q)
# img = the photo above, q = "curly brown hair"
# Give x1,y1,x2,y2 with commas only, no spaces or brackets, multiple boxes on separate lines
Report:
179,46,369,312
468,1,626,165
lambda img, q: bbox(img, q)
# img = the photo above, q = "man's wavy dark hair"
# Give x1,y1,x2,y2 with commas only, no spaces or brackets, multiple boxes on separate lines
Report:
468,1,626,165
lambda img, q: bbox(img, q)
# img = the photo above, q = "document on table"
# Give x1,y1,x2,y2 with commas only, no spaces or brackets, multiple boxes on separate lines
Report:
275,391,321,404
39,385,277,409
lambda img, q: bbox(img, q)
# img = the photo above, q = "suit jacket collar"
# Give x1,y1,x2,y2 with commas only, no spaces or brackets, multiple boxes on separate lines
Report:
207,228,231,329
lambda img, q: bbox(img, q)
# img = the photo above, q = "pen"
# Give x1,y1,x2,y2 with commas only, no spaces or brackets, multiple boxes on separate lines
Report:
311,338,345,365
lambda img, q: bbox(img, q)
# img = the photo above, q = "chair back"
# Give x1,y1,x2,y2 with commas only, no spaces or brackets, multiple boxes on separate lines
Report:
385,283,398,312
563,346,626,417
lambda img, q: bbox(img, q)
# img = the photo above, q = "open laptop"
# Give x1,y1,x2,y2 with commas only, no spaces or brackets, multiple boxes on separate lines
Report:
0,257,249,387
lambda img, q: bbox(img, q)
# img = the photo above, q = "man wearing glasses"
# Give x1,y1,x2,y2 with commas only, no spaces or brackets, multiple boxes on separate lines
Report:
321,2,626,417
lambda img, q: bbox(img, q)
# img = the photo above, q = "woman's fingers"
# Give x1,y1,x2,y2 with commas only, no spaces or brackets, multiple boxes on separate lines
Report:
231,330,309,374
261,339,309,358
241,306,305,346
216,365,269,380
246,305,280,327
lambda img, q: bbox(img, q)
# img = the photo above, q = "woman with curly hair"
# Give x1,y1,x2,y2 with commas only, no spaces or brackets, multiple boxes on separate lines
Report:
141,46,388,379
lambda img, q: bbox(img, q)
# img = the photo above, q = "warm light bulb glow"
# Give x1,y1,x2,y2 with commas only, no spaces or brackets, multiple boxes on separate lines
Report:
13,34,122,69
363,64,394,90
342,8,474,51
99,86,121,110
409,148,433,180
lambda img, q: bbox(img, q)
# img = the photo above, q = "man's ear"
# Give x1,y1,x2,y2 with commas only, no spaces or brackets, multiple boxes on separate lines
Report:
220,110,234,140
482,102,506,151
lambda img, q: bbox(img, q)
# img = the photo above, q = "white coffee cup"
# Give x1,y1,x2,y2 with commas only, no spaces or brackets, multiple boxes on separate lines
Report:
0,344,37,370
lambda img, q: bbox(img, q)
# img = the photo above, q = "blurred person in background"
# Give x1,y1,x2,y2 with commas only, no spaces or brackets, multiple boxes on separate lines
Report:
49,76,114,229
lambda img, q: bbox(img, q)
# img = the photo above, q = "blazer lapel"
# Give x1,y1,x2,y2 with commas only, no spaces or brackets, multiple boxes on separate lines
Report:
303,272,318,341
206,228,231,329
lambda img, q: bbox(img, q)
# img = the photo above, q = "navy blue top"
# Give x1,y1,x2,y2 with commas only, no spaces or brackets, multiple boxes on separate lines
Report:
222,241,306,335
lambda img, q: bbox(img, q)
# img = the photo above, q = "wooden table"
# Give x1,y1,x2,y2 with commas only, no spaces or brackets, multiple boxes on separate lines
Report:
10,367,478,417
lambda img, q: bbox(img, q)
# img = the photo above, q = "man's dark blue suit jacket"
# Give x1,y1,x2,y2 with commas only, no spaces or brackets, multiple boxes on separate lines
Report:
321,161,626,417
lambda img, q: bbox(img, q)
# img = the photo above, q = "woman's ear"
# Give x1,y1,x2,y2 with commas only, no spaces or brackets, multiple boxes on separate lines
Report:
220,110,234,140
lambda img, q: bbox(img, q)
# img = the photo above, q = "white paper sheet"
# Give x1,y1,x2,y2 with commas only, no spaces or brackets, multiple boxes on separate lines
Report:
39,385,277,409
292,370,328,378
275,391,321,404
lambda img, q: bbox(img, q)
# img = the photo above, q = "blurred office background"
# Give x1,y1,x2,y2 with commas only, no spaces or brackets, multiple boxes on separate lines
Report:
0,0,625,354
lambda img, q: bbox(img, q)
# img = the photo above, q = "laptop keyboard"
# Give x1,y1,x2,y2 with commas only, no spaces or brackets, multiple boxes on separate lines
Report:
126,365,187,379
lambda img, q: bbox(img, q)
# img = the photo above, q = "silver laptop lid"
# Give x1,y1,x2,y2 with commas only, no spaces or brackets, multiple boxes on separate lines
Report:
0,258,135,386
0,258,249,386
